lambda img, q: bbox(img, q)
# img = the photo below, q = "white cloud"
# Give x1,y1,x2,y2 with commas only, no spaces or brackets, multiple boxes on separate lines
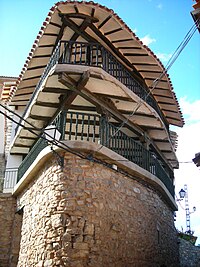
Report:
156,52,172,62
140,34,156,46
173,98,200,243
132,28,137,34
157,3,163,9
179,97,200,123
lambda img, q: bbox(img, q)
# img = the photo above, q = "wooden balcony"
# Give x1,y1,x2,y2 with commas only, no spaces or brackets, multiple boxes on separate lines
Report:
57,41,167,126
15,111,175,198
15,40,168,135
11,40,179,170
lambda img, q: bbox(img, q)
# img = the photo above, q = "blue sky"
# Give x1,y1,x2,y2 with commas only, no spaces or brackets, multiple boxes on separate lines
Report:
1,0,199,101
1,0,200,242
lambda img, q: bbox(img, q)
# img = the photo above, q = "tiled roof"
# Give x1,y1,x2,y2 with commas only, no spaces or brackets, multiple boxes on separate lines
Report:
0,77,17,103
11,1,184,127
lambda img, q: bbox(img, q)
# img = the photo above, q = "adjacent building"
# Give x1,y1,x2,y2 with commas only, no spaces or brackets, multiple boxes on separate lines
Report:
0,76,17,191
1,1,185,266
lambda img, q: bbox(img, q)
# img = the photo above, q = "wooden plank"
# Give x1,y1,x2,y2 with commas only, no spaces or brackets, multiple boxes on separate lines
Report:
129,114,162,128
147,129,167,140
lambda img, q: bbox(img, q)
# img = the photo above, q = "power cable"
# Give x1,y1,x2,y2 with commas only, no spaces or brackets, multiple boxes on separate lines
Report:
91,17,199,157
2,79,194,170
179,161,193,164
1,18,199,172
0,103,87,160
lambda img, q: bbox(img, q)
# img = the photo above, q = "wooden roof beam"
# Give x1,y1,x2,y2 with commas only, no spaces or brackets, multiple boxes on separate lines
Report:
60,14,97,43
89,24,143,81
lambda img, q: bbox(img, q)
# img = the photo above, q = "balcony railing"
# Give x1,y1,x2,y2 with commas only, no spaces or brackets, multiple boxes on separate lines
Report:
3,168,18,190
17,138,48,182
16,111,174,197
57,41,166,125
15,40,168,136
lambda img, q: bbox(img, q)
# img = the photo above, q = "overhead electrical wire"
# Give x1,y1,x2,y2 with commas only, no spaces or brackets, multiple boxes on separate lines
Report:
1,17,199,171
1,103,179,210
0,93,194,171
0,102,138,166
91,17,199,156
0,102,146,187
0,102,87,160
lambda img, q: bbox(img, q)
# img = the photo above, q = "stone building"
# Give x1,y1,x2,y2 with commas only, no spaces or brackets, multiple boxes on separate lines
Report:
0,76,17,191
1,1,185,266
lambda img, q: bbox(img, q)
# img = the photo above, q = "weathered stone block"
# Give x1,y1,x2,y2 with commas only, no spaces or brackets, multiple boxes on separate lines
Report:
44,259,53,267
84,223,94,235
14,152,179,267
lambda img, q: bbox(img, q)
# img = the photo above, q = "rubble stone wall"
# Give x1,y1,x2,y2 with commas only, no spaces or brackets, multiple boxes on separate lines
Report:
16,152,179,267
0,193,21,267
179,238,200,267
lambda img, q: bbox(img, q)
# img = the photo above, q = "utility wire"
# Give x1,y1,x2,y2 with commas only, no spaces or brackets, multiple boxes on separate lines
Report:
1,101,148,184
1,18,199,168
0,103,87,160
91,18,199,156
179,161,193,164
